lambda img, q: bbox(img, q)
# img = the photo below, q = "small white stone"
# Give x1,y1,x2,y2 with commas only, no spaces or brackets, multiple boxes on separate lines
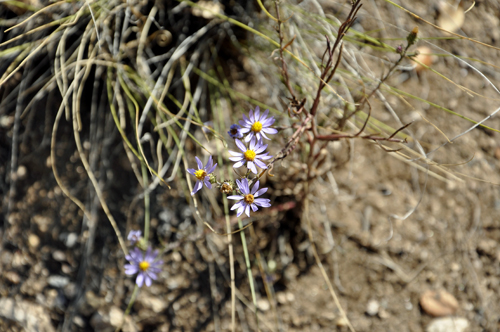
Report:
426,317,469,332
17,165,27,179
366,299,380,316
48,275,70,288
52,250,66,262
65,233,78,248
28,234,40,248
257,299,270,311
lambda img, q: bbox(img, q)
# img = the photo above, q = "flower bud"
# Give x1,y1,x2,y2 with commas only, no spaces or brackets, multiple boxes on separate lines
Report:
407,27,418,47
220,181,235,194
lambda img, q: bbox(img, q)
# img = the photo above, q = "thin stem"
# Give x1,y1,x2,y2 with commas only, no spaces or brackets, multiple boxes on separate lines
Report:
238,218,260,330
141,162,150,240
115,285,140,332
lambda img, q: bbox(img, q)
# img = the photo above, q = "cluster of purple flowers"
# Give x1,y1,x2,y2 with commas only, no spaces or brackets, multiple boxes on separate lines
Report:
189,106,276,217
124,106,277,288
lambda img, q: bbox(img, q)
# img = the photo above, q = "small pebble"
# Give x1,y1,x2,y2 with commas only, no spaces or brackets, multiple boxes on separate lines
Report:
65,233,78,248
335,317,348,327
420,290,458,317
52,250,66,262
366,299,379,316
378,308,389,319
426,317,469,332
48,275,70,288
276,292,287,304
5,271,20,284
28,234,40,248
17,165,27,179
257,298,270,311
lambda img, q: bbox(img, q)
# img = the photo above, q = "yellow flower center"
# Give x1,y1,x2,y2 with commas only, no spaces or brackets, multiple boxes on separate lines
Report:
244,150,256,161
139,261,150,271
194,169,207,180
244,194,255,204
251,121,263,133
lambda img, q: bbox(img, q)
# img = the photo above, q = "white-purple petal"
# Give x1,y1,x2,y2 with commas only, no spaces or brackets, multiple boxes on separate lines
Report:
136,273,145,287
244,134,253,143
260,109,269,121
207,163,217,174
258,153,273,160
244,204,251,217
233,160,245,168
229,155,243,162
253,159,267,169
254,144,267,154
191,180,203,196
204,178,212,189
236,205,245,217
228,195,244,201
254,198,271,207
247,162,258,174
261,117,275,126
124,265,139,275
249,137,256,150
250,203,259,212
241,178,250,194
187,168,196,175
254,187,268,197
254,108,260,122
235,139,246,152
251,181,260,194
195,156,203,169
262,127,278,134
259,131,270,140
231,201,244,211
144,276,152,287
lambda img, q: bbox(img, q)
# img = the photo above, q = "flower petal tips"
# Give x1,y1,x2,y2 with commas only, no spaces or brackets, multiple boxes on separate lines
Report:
125,247,163,287
187,156,217,195
239,106,278,142
228,178,271,217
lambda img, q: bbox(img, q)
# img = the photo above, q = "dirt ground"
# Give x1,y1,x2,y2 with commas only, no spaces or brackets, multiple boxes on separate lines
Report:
1,0,500,331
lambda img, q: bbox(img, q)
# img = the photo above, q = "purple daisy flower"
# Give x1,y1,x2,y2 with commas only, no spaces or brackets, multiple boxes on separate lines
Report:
187,156,217,195
124,247,163,287
127,230,142,245
228,178,271,217
228,124,243,139
228,138,272,174
239,106,278,142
